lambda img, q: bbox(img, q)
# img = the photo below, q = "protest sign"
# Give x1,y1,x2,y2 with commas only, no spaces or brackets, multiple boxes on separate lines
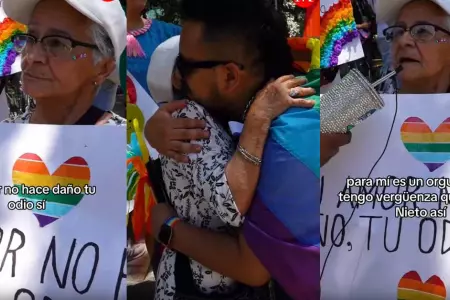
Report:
320,0,364,68
321,94,450,299
0,124,126,300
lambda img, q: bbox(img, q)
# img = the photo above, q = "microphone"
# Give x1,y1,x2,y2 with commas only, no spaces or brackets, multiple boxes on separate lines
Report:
320,66,403,133
371,65,403,88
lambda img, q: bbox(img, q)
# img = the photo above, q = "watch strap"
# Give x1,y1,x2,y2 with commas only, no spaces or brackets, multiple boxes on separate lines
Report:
165,216,181,228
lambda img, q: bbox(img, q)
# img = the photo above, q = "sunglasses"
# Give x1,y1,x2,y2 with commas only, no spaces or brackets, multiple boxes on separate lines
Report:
175,54,244,78
383,23,450,43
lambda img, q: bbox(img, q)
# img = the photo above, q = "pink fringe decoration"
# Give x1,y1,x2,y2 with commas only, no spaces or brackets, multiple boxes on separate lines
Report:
127,34,146,58
127,19,152,58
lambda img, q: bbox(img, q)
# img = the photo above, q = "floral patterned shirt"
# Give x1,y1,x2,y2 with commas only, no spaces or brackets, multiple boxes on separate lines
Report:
156,100,243,299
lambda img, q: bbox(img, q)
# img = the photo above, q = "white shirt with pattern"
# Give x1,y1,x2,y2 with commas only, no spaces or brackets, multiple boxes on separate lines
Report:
156,100,243,300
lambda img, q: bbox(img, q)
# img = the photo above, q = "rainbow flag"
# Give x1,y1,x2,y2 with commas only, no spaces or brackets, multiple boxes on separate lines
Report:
12,153,90,227
243,69,320,299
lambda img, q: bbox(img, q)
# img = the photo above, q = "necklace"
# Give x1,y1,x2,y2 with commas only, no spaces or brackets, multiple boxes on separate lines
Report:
127,18,152,58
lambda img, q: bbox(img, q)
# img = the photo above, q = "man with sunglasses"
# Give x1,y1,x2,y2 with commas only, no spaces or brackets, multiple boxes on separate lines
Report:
146,0,316,299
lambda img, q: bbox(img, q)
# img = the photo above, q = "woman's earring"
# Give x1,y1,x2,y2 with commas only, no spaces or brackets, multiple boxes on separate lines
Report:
93,81,98,86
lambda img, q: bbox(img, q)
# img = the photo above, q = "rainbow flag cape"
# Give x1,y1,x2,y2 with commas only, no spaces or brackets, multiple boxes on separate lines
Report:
243,68,320,299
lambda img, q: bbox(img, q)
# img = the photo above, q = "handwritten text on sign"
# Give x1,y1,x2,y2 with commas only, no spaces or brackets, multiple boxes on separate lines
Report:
0,227,126,299
320,94,450,299
0,124,127,299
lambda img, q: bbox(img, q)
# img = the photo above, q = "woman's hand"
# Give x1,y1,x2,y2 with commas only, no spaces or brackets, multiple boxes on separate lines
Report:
320,133,351,166
248,75,316,122
144,100,210,163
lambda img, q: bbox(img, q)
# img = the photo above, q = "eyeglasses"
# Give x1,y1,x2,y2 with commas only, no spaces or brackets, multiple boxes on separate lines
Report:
12,33,98,59
383,23,450,43
175,54,244,78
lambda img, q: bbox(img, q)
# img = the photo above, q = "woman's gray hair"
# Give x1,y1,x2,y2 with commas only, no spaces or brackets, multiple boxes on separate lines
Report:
90,23,115,64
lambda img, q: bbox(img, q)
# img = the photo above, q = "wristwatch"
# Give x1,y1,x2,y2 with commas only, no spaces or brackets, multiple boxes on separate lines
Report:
158,216,181,248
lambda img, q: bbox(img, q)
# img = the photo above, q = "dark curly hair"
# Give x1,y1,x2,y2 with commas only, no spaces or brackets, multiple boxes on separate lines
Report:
179,0,293,81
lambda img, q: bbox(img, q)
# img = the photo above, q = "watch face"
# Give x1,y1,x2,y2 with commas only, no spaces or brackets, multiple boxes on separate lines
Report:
158,224,173,246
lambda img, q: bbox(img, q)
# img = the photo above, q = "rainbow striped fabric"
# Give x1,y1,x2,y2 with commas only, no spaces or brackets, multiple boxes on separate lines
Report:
400,117,450,172
243,69,320,299
12,153,90,227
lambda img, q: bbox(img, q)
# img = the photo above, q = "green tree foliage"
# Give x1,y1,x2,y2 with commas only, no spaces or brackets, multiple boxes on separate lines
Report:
147,0,305,37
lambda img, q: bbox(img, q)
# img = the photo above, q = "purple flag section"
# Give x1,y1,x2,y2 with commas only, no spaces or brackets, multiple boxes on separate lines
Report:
243,197,319,300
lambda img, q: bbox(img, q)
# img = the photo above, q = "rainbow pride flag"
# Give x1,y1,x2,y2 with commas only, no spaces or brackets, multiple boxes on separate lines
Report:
243,69,320,299
12,153,90,227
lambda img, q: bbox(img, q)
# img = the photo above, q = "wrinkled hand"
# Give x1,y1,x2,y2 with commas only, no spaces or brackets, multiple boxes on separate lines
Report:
151,203,177,238
320,133,352,166
144,100,210,163
249,75,316,122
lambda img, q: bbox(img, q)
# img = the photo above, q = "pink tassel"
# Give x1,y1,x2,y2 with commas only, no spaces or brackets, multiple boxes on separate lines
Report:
127,34,146,58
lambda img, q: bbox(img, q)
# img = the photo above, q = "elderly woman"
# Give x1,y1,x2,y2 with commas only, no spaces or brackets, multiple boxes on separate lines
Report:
377,0,450,93
1,0,126,125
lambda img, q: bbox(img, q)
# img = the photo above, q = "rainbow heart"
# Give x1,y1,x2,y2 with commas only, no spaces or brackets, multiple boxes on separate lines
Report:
400,117,450,172
397,271,446,300
12,153,90,227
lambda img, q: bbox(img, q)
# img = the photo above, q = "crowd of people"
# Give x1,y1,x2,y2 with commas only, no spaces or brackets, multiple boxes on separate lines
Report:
2,0,448,298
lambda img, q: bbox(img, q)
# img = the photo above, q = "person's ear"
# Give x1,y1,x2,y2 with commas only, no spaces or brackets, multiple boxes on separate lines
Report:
217,63,241,93
94,58,116,86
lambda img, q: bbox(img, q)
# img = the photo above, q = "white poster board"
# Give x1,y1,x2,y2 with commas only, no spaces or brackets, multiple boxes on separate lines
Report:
0,124,126,300
320,94,450,299
320,0,364,68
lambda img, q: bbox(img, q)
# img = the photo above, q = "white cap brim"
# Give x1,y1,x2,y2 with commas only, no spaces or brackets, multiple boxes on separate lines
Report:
377,0,450,24
147,35,180,105
2,0,126,84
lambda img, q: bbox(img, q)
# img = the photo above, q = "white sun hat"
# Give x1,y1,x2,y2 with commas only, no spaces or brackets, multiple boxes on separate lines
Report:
2,0,126,84
147,35,180,105
377,0,450,24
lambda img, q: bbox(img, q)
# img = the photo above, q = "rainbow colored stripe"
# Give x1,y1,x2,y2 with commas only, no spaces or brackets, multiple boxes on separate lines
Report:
243,71,320,299
400,117,450,172
12,153,90,227
0,17,26,77
397,271,446,300
320,0,359,68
